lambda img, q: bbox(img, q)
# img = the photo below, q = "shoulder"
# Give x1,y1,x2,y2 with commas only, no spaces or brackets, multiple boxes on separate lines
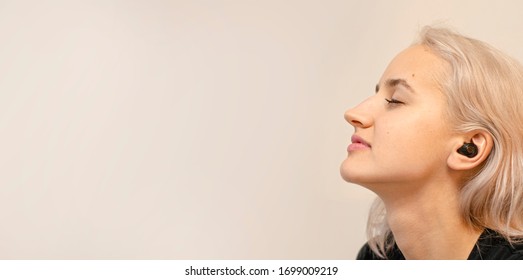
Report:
356,242,405,260
469,229,523,260
356,243,379,260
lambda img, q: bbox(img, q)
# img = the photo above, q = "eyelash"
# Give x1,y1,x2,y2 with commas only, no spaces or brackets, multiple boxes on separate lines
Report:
385,98,404,105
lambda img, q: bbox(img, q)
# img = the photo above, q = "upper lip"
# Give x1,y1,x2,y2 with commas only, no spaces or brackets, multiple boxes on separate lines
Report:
351,135,371,147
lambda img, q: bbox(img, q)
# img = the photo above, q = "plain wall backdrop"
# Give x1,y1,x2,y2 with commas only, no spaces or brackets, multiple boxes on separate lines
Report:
1,0,523,259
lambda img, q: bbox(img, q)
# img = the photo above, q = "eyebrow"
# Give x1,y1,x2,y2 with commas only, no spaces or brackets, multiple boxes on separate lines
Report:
375,78,415,94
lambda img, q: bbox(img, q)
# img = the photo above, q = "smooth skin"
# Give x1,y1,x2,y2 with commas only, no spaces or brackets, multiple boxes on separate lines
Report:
340,45,493,259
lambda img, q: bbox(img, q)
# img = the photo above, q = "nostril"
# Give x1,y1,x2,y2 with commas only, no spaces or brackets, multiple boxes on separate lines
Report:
345,107,371,128
351,119,364,127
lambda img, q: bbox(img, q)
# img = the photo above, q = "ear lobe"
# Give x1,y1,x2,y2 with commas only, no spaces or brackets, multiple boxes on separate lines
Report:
447,130,493,171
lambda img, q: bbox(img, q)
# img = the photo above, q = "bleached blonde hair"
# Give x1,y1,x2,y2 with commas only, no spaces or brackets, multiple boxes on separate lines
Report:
367,26,523,258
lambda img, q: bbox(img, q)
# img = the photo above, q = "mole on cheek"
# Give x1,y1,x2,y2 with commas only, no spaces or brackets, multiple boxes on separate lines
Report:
412,73,415,77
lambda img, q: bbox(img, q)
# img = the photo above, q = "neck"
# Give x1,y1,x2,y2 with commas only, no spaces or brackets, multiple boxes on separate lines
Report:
378,182,482,260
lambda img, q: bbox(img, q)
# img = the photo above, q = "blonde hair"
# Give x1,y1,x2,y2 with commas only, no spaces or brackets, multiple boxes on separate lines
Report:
367,26,523,258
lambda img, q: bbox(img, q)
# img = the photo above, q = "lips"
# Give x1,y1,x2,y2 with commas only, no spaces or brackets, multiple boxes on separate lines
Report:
348,135,371,152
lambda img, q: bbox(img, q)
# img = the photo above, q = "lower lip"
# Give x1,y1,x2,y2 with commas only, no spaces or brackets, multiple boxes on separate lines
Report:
348,143,370,152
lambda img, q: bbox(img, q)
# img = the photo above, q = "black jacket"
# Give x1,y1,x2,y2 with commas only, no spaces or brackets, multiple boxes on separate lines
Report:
357,229,523,260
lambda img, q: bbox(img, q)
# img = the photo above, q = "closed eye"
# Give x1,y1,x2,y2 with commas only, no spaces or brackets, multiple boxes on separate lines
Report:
385,98,404,105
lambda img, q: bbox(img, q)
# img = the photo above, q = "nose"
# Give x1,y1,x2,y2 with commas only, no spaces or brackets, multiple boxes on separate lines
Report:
344,98,374,128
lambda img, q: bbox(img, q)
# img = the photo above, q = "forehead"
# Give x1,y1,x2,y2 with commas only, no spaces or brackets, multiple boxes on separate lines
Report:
379,44,446,90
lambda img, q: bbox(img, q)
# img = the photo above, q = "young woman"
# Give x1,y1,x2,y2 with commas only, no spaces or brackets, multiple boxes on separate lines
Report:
340,26,523,260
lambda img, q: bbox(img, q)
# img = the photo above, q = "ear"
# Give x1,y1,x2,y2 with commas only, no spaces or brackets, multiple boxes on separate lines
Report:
447,130,493,171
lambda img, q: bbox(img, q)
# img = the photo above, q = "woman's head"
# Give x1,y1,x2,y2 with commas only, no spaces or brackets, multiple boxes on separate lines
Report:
341,26,523,257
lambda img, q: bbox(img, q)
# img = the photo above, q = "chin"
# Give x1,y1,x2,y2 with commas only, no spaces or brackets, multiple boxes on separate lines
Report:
340,158,367,183
339,159,385,191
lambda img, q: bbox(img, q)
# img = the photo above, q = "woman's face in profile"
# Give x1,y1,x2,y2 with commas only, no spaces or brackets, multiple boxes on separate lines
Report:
340,45,456,192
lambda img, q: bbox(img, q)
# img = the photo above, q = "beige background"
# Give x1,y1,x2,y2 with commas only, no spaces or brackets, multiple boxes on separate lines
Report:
0,0,522,259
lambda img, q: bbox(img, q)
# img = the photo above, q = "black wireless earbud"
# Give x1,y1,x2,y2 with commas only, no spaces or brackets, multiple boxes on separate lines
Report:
457,142,478,158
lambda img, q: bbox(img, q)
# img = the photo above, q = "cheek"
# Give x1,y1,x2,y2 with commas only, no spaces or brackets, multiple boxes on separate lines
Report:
374,116,448,167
